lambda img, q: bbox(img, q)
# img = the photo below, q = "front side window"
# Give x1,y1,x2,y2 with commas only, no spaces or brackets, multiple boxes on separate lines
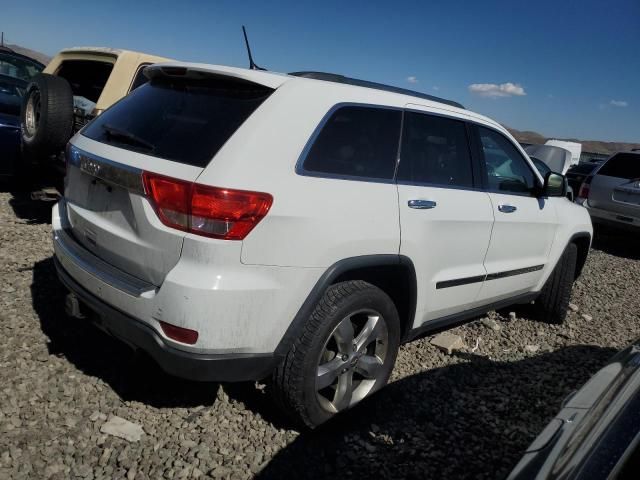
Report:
302,105,402,180
478,126,536,195
397,111,474,188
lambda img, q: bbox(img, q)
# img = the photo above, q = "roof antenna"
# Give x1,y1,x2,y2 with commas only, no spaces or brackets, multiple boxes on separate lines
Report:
242,26,266,71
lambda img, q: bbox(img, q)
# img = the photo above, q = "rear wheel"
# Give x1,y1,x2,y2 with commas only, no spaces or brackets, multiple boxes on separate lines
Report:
272,280,400,428
535,243,577,324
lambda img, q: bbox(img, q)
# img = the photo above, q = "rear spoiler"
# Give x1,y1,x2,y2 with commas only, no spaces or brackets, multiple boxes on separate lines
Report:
145,62,288,89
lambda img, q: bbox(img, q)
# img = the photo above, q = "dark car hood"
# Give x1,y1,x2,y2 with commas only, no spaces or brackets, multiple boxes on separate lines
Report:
509,339,640,479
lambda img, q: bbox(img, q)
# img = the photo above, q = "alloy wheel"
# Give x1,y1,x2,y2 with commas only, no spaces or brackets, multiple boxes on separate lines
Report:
315,309,389,413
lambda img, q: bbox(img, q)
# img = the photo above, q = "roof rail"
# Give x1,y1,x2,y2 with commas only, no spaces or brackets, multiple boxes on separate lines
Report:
289,71,464,109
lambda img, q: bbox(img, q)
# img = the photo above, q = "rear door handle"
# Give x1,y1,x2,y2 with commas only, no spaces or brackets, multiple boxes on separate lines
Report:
408,199,437,209
498,204,517,213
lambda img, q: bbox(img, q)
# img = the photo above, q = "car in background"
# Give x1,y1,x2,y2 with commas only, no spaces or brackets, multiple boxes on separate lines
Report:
566,159,604,193
576,151,640,232
0,46,45,176
509,338,640,479
19,47,170,171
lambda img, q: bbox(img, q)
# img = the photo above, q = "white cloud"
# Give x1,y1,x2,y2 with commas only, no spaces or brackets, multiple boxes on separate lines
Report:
406,76,418,84
432,86,440,91
468,82,526,98
610,100,628,107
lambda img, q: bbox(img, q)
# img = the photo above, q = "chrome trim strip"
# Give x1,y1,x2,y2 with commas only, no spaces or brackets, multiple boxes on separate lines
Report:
53,225,156,297
68,145,145,195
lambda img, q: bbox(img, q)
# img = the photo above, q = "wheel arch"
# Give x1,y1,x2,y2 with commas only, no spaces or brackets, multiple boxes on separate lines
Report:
570,232,591,279
274,255,417,357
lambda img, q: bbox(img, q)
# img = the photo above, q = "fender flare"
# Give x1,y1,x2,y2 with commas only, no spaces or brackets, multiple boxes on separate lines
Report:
273,255,417,357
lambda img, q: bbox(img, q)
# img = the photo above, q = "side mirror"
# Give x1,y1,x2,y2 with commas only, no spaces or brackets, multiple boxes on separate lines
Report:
543,172,567,197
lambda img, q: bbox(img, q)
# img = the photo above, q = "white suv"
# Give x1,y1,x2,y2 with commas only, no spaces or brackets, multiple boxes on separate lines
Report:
52,63,593,428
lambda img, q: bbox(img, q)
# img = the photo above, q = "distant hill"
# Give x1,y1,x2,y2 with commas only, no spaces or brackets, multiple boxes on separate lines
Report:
506,126,640,155
3,43,51,66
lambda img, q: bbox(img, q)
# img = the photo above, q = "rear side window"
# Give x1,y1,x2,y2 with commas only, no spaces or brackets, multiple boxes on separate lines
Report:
478,126,536,195
598,153,640,179
83,77,273,167
56,59,114,103
301,106,402,180
397,112,474,188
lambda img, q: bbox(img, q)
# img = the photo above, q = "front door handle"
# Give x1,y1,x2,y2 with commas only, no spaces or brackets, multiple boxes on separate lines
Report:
408,199,437,209
498,204,517,213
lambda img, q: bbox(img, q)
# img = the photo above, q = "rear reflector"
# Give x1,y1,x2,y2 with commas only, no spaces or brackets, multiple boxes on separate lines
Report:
159,321,199,345
142,171,272,240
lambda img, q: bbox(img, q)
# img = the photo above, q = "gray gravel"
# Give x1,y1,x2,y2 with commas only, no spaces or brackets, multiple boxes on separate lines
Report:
1,187,639,480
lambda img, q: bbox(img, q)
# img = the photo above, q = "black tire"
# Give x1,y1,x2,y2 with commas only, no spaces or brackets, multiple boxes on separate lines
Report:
272,280,400,428
20,73,73,157
535,243,578,324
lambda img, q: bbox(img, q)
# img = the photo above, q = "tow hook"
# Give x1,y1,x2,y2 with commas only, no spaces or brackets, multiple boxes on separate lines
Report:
65,293,85,319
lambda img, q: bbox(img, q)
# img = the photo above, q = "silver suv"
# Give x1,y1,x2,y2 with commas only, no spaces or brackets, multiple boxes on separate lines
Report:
577,151,640,232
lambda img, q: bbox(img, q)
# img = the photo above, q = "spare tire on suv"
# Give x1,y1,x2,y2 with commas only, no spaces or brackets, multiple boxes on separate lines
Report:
21,73,73,157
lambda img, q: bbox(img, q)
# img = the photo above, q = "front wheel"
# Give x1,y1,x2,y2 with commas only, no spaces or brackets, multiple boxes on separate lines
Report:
535,243,577,324
272,280,400,428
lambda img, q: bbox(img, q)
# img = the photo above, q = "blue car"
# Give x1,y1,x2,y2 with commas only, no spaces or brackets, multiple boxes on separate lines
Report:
0,46,45,176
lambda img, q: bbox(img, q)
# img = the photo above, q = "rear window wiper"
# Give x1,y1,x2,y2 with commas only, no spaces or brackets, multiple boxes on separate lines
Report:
102,124,155,152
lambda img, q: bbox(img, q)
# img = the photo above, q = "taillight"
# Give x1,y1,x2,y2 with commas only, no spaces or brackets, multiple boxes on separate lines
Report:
577,176,593,199
191,184,273,239
142,171,273,240
142,172,191,231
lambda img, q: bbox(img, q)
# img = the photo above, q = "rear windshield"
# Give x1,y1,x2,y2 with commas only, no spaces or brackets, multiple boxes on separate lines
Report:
598,153,640,179
56,59,114,103
83,77,273,167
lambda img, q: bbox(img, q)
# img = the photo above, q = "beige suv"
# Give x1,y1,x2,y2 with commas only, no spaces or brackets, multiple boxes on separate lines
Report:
20,47,170,164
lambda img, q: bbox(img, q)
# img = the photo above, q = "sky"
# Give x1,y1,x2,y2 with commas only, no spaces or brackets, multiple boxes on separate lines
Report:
3,0,639,143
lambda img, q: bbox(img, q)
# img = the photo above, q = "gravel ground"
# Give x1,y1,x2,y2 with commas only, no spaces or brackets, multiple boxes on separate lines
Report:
1,186,639,480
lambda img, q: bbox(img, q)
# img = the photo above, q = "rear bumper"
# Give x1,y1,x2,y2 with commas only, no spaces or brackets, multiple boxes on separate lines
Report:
55,257,282,382
584,202,640,232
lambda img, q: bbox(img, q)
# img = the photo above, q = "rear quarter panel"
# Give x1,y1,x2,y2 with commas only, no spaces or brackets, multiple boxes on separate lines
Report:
194,81,402,268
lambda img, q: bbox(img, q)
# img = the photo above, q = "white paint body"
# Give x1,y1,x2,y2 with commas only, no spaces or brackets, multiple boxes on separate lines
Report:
52,63,592,359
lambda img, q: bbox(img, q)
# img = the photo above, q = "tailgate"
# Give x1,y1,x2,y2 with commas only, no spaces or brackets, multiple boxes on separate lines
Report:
63,66,275,286
589,174,640,219
65,140,203,286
